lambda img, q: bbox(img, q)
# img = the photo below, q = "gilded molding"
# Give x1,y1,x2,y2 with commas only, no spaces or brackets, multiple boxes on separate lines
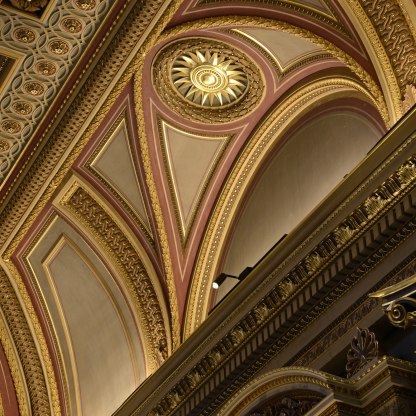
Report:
359,0,416,93
184,77,386,338
85,111,155,247
0,265,61,415
196,0,345,33
0,308,27,415
343,0,407,119
157,118,231,246
228,28,334,78
62,185,171,371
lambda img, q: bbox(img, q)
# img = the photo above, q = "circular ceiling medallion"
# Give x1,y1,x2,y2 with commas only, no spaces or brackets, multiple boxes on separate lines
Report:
61,17,83,34
153,38,264,124
12,101,33,115
14,28,36,43
23,81,45,96
1,120,21,134
35,61,57,76
172,51,248,107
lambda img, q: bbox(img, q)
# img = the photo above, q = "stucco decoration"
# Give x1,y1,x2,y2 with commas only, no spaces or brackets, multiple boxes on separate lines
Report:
153,37,264,123
0,0,111,181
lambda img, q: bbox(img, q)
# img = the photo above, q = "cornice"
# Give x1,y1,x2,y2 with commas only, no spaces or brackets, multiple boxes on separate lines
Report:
114,109,416,415
290,250,416,367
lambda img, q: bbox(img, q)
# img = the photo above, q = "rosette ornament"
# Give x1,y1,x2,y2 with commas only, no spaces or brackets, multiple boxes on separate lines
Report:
172,50,248,107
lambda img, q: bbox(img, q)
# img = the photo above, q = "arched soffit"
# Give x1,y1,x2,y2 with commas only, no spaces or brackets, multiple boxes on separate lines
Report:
14,210,147,415
9,177,174,414
142,17,388,328
0,264,52,415
217,367,331,416
220,106,384,280
184,78,385,338
0,335,19,415
56,178,174,366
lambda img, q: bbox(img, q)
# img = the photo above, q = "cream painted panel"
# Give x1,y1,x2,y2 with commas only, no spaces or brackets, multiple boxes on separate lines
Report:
235,29,322,71
91,119,151,233
222,111,381,278
162,121,228,235
27,216,145,415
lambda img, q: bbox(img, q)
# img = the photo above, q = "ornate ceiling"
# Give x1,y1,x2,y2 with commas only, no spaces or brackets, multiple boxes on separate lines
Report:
0,0,415,414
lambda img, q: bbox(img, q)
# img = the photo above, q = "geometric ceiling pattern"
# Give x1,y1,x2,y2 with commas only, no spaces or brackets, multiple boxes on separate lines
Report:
0,0,415,414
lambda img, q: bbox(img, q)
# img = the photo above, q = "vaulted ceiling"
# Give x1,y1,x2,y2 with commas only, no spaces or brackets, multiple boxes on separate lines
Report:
0,0,415,414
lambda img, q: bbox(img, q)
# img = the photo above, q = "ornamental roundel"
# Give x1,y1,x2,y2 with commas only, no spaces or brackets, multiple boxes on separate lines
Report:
153,38,264,123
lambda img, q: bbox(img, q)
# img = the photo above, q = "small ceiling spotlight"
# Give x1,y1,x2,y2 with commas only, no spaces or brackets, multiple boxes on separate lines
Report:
212,273,238,289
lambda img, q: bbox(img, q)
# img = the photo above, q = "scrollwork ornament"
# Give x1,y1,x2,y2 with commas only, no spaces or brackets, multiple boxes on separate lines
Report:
48,40,70,55
23,81,45,96
388,298,416,329
12,101,33,115
34,61,56,76
0,140,10,152
61,18,83,34
74,0,96,10
402,84,416,112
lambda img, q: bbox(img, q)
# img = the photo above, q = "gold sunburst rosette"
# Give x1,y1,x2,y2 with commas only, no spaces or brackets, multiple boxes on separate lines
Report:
172,50,249,107
153,38,264,124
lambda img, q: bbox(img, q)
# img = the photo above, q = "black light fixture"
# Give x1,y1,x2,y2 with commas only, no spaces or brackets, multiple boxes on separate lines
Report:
212,273,239,289
212,267,254,289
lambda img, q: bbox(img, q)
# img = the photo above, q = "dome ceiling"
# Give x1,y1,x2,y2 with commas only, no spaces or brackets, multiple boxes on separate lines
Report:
0,0,415,414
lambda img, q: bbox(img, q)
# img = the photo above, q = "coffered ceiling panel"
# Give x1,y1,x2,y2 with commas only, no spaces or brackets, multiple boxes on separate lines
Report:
0,0,113,181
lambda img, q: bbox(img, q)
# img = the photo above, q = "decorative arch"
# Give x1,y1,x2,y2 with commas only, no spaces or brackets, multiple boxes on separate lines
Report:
217,367,331,415
184,77,386,337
